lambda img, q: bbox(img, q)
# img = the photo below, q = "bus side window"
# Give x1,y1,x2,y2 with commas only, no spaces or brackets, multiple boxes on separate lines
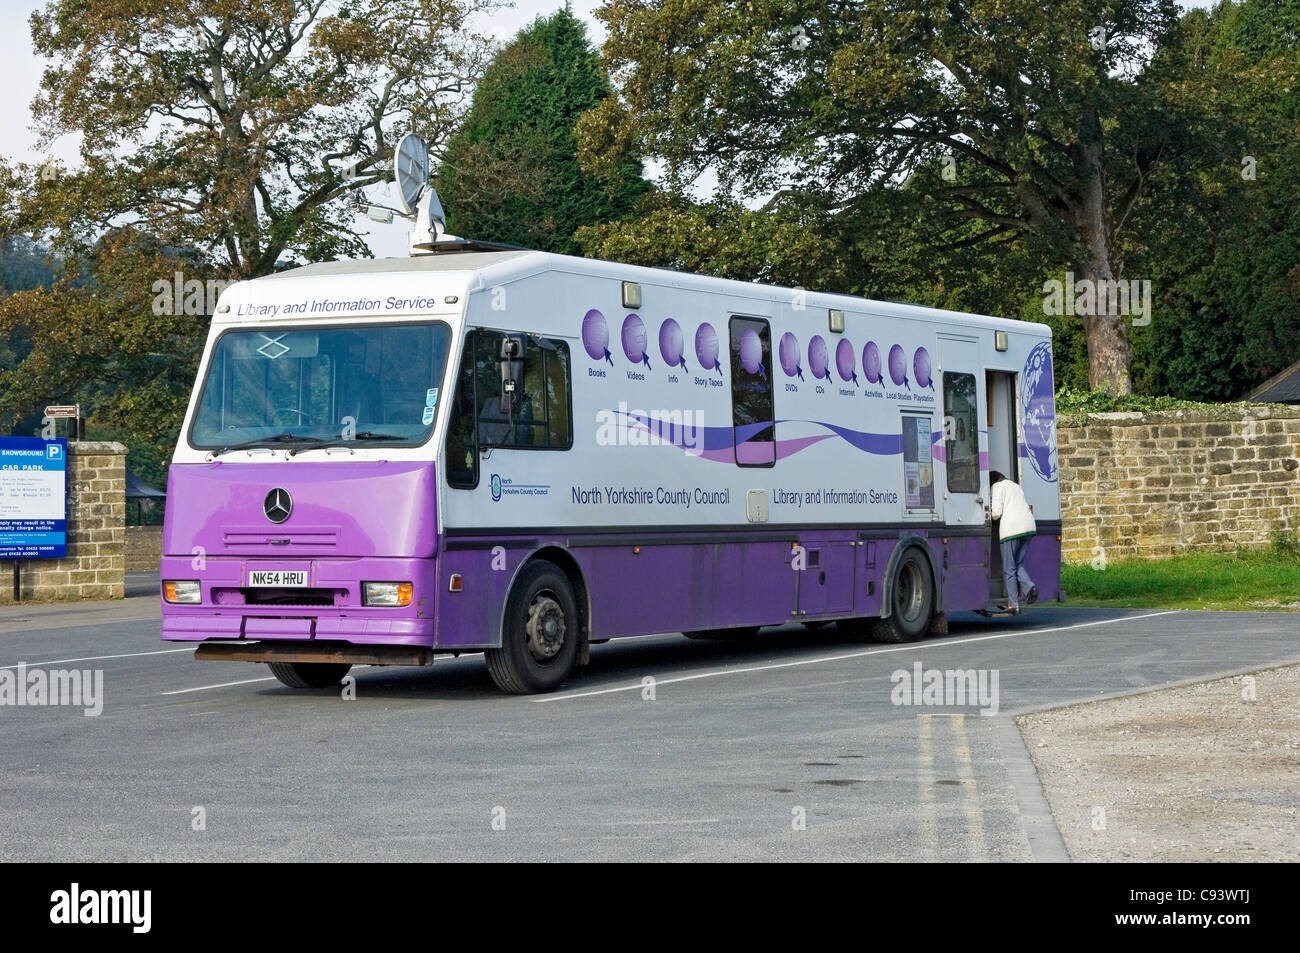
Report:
445,332,479,488
729,316,776,466
943,370,980,493
472,332,573,451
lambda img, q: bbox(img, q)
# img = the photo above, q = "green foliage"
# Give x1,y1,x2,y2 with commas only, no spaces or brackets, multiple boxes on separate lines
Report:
1126,0,1300,401
588,0,1241,393
1270,527,1300,558
1050,388,1262,416
435,10,647,253
0,0,496,445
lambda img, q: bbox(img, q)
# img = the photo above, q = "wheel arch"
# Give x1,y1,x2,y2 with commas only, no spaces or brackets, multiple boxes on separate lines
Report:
879,534,941,619
502,545,591,663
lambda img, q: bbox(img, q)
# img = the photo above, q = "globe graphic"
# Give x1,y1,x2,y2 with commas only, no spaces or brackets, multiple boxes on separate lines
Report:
1020,341,1058,483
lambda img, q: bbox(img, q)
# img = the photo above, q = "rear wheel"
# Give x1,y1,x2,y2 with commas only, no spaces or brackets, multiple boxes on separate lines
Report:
485,561,579,694
267,661,352,688
683,626,761,641
872,547,934,643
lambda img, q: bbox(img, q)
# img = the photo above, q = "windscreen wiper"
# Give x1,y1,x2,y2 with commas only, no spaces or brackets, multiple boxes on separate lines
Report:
292,431,408,453
212,433,325,456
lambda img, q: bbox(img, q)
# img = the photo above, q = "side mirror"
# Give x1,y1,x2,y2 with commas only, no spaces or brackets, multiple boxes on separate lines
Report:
499,336,524,416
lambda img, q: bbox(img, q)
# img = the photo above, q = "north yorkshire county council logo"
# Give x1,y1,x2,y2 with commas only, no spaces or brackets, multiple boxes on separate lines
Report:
490,473,503,502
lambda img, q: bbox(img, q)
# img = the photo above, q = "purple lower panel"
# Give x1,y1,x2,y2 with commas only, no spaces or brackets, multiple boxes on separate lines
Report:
579,539,798,637
433,547,519,649
1023,533,1062,602
942,534,992,612
159,554,437,646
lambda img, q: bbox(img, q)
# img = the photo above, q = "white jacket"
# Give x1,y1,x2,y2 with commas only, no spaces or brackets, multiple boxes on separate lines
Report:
990,479,1036,541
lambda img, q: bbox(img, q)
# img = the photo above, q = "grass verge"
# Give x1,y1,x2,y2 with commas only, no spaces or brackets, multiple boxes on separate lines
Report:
1062,549,1300,610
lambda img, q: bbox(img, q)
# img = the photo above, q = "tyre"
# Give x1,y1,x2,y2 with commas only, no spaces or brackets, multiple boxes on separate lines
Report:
682,626,761,641
871,547,934,643
485,561,580,694
267,661,352,688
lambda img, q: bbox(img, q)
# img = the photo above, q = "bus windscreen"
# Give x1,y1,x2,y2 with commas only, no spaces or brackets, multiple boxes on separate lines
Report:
189,322,451,450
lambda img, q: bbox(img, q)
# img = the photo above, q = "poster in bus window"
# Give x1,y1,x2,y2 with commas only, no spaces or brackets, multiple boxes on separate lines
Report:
902,416,935,510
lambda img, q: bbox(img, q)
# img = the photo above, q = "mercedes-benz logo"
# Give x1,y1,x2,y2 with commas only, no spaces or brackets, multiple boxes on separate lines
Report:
263,488,292,523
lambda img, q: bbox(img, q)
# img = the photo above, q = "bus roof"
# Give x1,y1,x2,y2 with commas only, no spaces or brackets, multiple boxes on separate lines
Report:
247,247,1049,336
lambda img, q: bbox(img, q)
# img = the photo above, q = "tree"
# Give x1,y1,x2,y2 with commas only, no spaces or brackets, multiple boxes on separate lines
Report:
435,9,647,252
0,0,496,437
584,0,1241,394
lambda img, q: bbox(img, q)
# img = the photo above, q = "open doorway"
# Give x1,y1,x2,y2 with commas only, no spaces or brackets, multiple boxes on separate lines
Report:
986,371,1019,600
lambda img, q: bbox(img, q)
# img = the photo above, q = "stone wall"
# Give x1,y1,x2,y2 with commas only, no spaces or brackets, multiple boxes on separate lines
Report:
125,525,164,572
0,441,126,602
1058,408,1300,562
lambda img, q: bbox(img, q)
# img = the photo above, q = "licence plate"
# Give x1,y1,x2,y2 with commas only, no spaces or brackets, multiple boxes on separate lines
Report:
247,570,307,587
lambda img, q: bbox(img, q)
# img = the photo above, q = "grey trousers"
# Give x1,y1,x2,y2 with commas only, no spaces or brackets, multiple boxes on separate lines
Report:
1000,536,1035,607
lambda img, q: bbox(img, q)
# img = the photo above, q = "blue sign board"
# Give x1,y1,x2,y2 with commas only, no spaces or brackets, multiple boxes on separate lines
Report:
0,437,68,558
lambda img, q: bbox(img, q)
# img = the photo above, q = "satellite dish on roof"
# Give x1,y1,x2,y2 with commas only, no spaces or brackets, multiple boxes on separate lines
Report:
394,133,430,215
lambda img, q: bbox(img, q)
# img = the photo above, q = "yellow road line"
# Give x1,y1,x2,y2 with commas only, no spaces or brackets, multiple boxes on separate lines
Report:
950,714,989,860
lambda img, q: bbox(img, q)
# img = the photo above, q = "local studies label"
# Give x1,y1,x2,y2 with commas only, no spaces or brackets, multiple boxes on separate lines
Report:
0,437,68,558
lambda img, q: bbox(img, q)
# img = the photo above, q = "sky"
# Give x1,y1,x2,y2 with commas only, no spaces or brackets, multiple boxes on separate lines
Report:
0,1,1218,261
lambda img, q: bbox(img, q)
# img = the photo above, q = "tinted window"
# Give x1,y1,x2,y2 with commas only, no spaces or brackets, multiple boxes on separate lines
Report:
729,316,775,466
943,371,980,493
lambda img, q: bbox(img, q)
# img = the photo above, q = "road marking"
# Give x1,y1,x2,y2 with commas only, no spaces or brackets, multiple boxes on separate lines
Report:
535,611,1180,703
949,714,989,860
160,677,276,695
0,647,194,671
917,715,939,860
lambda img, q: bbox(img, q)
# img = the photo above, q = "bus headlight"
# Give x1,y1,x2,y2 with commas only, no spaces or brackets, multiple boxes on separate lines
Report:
363,582,413,607
164,580,201,604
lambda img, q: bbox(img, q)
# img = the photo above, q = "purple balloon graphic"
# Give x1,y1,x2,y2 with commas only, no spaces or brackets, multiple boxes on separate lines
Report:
659,318,688,373
808,335,829,382
695,323,722,375
778,332,803,381
622,314,651,370
913,347,933,389
863,341,882,384
739,328,766,380
835,339,859,386
582,309,612,365
888,344,910,389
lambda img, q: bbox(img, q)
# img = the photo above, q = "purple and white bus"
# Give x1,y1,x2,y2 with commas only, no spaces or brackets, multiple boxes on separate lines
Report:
161,245,1060,694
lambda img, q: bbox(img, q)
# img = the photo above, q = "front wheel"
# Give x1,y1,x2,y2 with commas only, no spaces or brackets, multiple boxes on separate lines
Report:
871,547,934,643
268,661,352,688
485,561,579,694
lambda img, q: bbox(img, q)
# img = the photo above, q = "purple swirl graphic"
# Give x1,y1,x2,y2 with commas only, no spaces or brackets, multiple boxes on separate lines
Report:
808,335,829,383
658,318,688,373
622,314,651,370
695,323,722,375
778,332,803,381
863,341,882,384
582,309,613,365
739,328,766,380
835,339,859,386
888,344,910,389
913,347,933,389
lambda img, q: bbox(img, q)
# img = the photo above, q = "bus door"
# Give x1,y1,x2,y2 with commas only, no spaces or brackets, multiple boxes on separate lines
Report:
984,370,1020,600
937,336,988,608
